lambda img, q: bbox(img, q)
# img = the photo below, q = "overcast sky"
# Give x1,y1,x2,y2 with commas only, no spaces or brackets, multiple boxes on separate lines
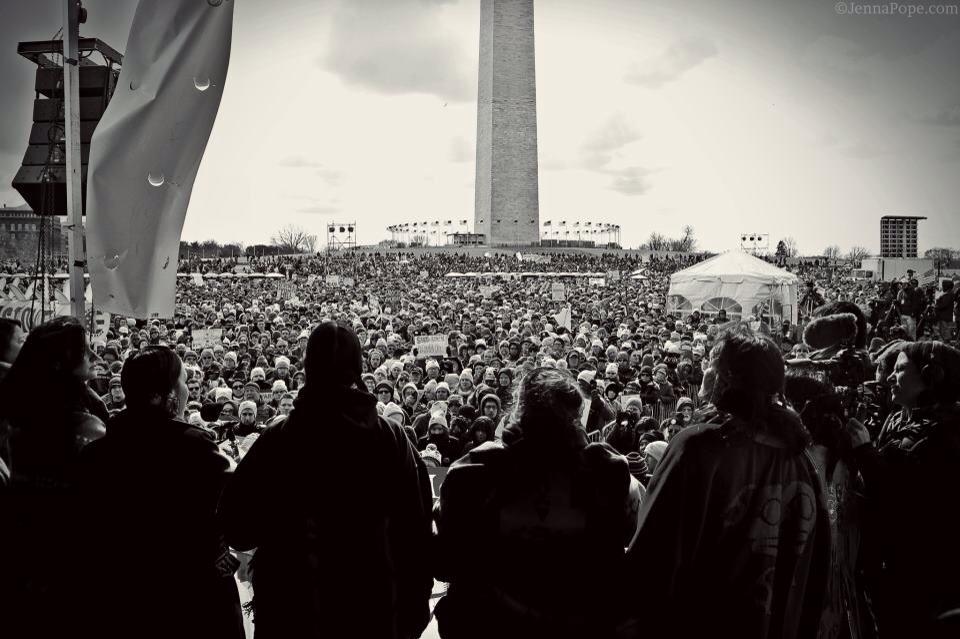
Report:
1,0,958,254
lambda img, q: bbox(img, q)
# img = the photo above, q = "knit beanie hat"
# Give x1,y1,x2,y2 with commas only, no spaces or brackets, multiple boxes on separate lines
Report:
435,382,451,396
479,392,501,412
382,402,406,426
420,444,442,466
239,400,257,414
215,387,233,401
605,362,618,376
444,373,460,388
429,412,448,429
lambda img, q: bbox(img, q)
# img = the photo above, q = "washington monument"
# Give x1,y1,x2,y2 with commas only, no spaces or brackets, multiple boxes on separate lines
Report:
474,0,540,246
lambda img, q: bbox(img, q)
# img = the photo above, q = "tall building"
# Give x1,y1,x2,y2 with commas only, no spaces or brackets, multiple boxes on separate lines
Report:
880,215,925,258
474,0,540,246
0,203,68,261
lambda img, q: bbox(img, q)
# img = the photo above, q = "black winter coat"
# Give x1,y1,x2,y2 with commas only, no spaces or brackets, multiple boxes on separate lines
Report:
218,385,433,639
75,407,243,639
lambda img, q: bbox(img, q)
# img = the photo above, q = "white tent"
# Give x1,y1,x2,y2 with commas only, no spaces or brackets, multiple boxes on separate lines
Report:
667,252,799,323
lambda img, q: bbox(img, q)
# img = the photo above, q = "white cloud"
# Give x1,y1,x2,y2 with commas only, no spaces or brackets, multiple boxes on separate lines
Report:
297,204,340,215
625,36,718,88
278,155,322,168
319,0,472,102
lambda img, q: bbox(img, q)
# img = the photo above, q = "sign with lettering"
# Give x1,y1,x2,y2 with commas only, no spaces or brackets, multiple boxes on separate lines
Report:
342,276,355,287
551,283,566,301
479,285,500,297
589,278,606,287
414,334,448,357
325,275,341,286
192,328,223,349
427,467,448,503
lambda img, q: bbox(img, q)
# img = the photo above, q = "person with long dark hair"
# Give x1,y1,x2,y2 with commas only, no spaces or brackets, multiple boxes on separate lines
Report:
76,345,243,639
622,332,831,639
846,341,960,638
218,321,433,639
433,367,640,639
0,316,105,638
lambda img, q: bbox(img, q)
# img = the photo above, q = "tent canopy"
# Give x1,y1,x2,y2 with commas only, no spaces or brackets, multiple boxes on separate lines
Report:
667,251,799,323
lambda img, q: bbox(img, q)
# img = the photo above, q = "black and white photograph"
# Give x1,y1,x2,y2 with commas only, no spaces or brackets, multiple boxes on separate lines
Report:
1,0,959,637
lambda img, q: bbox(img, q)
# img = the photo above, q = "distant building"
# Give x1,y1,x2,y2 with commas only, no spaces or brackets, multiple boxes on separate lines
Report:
0,202,68,261
880,215,925,258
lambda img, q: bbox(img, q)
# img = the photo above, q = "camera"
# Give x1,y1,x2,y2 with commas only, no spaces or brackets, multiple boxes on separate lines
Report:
616,410,639,430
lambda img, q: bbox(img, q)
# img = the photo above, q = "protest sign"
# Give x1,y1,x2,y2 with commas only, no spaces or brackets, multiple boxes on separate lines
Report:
306,274,317,286
342,276,356,287
479,285,501,297
427,467,448,504
606,271,622,282
92,310,112,341
192,328,223,349
415,334,448,358
277,280,295,300
325,275,341,286
588,278,606,287
551,283,566,301
192,273,204,287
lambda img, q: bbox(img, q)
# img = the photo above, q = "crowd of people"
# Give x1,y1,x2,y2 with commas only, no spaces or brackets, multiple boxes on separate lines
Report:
1,247,959,639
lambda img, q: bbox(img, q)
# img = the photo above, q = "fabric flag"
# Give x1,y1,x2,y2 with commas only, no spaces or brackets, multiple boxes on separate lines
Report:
87,0,234,318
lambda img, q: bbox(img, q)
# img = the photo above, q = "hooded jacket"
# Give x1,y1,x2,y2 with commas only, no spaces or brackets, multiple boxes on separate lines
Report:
218,385,433,639
622,407,830,639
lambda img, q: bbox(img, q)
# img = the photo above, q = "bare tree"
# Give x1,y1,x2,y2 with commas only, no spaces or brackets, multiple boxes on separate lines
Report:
678,225,697,252
645,232,668,251
924,247,957,263
847,246,870,263
782,237,799,257
271,224,311,253
822,245,841,260
304,234,318,254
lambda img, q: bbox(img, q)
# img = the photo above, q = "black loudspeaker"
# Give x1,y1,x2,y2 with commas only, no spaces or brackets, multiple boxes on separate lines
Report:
12,38,122,216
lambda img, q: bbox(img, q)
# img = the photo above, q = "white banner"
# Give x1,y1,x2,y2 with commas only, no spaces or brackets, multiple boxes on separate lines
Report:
0,300,70,331
414,334,448,358
589,277,606,287
87,0,234,318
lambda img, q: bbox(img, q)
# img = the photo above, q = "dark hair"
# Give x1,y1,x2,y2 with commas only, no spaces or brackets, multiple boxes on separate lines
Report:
122,346,183,409
1,316,90,420
0,316,95,477
712,332,810,452
784,373,845,450
901,341,960,406
512,367,584,446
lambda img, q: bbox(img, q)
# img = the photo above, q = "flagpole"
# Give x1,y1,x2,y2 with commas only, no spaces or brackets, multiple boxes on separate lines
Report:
63,0,87,320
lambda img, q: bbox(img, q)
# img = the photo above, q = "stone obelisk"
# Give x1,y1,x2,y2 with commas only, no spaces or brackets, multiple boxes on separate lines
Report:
474,0,540,246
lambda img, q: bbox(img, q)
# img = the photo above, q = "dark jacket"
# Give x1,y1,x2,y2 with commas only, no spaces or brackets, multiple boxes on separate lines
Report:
852,404,960,637
218,385,433,639
623,408,831,639
434,433,635,639
75,407,243,639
